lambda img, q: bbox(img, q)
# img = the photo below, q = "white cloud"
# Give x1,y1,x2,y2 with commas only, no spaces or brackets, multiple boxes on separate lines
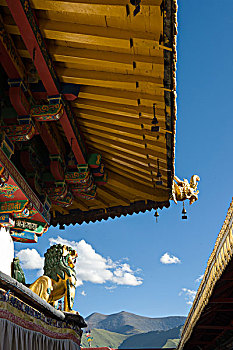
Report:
81,291,87,296
17,236,143,288
195,274,204,283
17,248,44,271
160,252,181,264
179,288,197,305
105,286,116,291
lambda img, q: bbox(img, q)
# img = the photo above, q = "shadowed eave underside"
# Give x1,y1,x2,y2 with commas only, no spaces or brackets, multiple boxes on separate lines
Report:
0,0,177,226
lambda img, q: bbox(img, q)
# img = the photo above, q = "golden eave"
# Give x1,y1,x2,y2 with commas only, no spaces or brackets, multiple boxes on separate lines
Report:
0,0,177,224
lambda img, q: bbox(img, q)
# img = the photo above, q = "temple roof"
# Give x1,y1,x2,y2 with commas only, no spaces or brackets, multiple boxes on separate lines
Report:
178,199,233,350
0,0,177,226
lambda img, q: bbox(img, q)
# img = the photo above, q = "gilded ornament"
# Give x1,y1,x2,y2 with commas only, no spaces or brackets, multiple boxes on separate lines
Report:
172,175,200,205
29,244,78,313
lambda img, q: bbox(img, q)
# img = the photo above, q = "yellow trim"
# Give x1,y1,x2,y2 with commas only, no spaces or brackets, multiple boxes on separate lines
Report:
178,199,233,350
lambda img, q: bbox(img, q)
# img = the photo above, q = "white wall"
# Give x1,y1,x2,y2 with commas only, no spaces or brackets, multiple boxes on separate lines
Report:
0,227,14,276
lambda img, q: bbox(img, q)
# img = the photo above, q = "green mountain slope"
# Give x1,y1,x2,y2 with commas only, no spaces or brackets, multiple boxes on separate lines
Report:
118,326,182,349
81,328,129,348
163,339,180,348
86,311,186,335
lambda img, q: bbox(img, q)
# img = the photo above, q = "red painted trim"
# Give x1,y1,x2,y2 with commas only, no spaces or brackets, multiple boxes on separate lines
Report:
6,0,87,165
50,160,64,181
0,148,50,223
36,123,60,155
6,0,58,95
9,86,31,115
32,91,48,100
60,111,86,164
0,41,20,79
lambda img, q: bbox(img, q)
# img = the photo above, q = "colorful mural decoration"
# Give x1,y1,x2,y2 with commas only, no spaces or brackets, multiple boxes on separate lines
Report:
0,183,18,198
31,103,64,121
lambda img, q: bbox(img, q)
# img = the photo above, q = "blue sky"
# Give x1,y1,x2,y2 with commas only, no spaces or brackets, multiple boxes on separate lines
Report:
15,0,233,319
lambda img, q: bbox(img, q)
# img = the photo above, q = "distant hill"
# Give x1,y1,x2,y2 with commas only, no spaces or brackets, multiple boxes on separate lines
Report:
85,311,186,335
118,326,182,349
81,328,128,349
163,339,180,348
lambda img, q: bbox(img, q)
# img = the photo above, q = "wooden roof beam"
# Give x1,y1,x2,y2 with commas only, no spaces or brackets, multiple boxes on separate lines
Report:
0,0,164,16
79,125,167,158
209,298,233,304
84,133,168,162
107,170,169,202
56,66,163,91
75,114,166,140
78,121,167,151
0,0,163,8
71,199,89,211
97,186,130,206
18,44,164,68
87,141,168,168
74,98,165,117
4,16,167,51
5,0,87,164
37,19,162,46
74,109,166,132
105,159,168,187
102,153,168,179
78,85,165,106
88,145,150,168
196,324,233,330
74,106,166,125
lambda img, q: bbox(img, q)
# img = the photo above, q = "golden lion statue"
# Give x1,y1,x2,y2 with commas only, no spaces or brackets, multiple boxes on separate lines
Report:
172,175,200,205
29,244,78,313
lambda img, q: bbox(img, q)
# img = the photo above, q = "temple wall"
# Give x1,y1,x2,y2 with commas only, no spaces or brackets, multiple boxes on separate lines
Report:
0,227,14,276
0,286,82,350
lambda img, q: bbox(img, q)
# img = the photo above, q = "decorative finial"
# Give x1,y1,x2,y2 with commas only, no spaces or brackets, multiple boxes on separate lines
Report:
154,210,159,223
182,201,187,220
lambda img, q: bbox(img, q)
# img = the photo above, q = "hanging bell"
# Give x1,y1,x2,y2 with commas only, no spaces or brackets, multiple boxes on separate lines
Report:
151,125,160,132
156,159,163,185
182,202,187,220
154,210,159,223
151,103,160,132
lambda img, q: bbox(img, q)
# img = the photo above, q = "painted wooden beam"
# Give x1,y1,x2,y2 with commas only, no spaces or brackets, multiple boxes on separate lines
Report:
73,98,165,117
107,170,169,201
5,2,60,94
74,107,166,128
83,133,168,161
78,85,165,104
87,143,168,168
97,186,130,206
101,152,168,179
77,118,167,146
104,159,167,186
76,109,167,132
4,18,163,49
44,45,164,66
38,19,162,45
56,69,163,92
0,0,163,8
6,0,87,164
79,124,167,157
0,16,27,81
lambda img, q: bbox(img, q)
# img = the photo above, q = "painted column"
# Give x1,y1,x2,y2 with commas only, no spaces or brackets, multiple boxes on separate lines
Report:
0,227,14,276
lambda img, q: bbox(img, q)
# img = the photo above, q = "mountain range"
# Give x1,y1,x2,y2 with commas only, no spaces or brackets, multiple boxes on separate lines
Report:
81,311,186,348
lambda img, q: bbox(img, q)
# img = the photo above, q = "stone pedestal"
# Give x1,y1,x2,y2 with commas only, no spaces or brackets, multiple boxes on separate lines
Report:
0,227,14,276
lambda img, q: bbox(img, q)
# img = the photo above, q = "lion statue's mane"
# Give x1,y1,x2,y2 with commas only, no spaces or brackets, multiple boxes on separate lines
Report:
44,244,76,282
29,244,78,313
